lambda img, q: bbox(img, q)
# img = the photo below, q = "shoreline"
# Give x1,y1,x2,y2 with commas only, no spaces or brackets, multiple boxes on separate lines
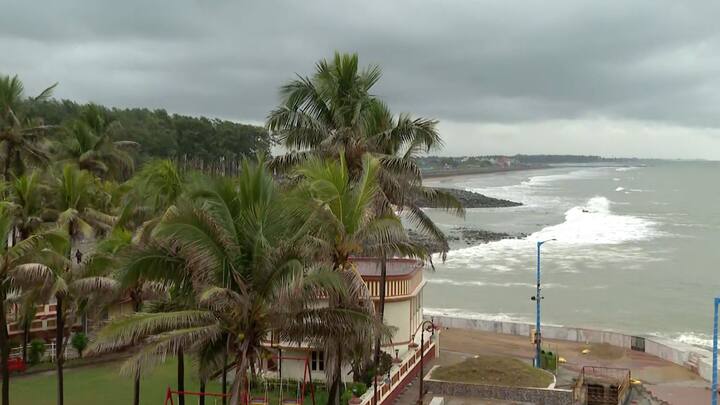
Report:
422,165,548,179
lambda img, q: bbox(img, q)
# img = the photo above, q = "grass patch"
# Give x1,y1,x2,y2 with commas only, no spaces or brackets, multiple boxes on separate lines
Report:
430,355,553,388
9,359,326,405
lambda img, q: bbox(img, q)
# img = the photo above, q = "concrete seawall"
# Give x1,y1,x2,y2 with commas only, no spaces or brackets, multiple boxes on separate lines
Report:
425,314,716,381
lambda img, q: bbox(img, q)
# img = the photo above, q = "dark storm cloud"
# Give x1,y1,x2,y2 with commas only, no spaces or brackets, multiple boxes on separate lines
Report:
2,0,720,157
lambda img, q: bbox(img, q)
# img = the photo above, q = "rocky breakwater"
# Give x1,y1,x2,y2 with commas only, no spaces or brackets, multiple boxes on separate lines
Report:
409,228,527,255
411,188,523,254
416,187,522,208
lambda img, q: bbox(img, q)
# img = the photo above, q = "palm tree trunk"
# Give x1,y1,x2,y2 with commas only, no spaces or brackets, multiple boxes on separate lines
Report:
133,372,140,405
22,320,28,363
3,144,12,182
199,379,206,405
221,359,228,405
55,295,64,405
0,290,10,405
327,341,343,405
177,347,185,405
373,254,387,373
222,336,229,405
132,298,141,405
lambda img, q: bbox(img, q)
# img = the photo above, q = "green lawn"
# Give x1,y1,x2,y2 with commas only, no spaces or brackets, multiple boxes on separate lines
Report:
10,359,327,405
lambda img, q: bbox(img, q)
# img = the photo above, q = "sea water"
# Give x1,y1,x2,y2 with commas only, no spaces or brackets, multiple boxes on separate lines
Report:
420,161,720,348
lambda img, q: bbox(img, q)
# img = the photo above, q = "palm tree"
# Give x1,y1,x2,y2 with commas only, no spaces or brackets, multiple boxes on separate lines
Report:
59,105,137,181
92,156,386,405
266,53,464,258
0,74,57,180
103,159,186,405
46,164,113,405
7,171,47,241
14,231,117,405
0,204,65,405
293,154,409,403
88,228,149,405
268,53,464,383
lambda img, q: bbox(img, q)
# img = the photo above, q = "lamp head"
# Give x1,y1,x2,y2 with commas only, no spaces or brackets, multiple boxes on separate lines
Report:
538,238,557,246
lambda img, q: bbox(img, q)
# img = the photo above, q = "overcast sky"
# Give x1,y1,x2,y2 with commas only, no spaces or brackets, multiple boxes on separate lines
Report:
2,0,720,159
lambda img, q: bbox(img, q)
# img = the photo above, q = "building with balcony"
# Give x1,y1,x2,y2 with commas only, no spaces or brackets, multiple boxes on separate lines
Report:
268,257,428,383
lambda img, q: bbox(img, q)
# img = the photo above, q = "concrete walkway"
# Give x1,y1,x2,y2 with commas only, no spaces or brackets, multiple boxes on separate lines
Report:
399,328,711,405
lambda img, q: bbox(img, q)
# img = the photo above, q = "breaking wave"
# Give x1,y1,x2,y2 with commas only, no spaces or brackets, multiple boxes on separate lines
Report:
423,307,530,323
426,278,566,289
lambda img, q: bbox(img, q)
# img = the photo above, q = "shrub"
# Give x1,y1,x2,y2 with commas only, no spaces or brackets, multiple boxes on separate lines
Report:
350,382,367,397
360,351,394,386
71,333,89,358
28,339,46,365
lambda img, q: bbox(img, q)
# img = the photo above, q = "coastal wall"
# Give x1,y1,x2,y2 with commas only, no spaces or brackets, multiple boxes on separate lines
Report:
424,366,574,405
426,314,717,382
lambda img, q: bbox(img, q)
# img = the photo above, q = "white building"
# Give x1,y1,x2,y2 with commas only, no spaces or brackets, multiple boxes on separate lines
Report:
267,257,426,382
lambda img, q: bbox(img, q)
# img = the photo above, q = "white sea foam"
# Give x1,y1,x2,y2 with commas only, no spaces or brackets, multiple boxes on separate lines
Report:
647,332,714,349
423,307,529,323
675,333,713,349
615,187,625,191
426,278,566,289
615,167,639,172
613,178,620,181
529,196,657,245
437,196,659,271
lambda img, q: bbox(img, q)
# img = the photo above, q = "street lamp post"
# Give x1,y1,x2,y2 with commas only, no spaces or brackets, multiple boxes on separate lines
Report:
713,297,720,405
533,239,554,369
416,320,435,405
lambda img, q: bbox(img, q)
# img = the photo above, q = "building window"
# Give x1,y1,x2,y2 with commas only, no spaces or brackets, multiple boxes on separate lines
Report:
311,350,324,371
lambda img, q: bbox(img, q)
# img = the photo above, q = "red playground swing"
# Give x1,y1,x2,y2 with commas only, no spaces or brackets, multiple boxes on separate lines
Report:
273,354,315,405
163,387,229,405
163,355,315,405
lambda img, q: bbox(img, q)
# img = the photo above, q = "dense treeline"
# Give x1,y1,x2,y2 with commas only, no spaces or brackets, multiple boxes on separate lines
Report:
26,99,271,162
418,154,641,169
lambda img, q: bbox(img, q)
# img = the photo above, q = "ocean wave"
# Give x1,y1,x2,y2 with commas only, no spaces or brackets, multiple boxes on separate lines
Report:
615,167,639,172
423,307,530,323
468,168,609,207
675,333,713,349
437,196,660,270
615,187,625,191
529,196,657,245
426,278,567,289
646,332,714,350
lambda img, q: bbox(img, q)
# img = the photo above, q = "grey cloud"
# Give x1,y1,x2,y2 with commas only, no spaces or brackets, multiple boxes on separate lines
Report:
2,0,720,156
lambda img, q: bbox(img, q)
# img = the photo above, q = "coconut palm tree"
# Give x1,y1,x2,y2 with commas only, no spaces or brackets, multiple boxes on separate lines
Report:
92,156,387,405
0,74,57,180
13,231,118,405
7,171,47,241
266,52,464,259
45,164,114,405
292,154,411,403
268,53,464,385
0,204,66,405
59,105,137,181
100,159,186,405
